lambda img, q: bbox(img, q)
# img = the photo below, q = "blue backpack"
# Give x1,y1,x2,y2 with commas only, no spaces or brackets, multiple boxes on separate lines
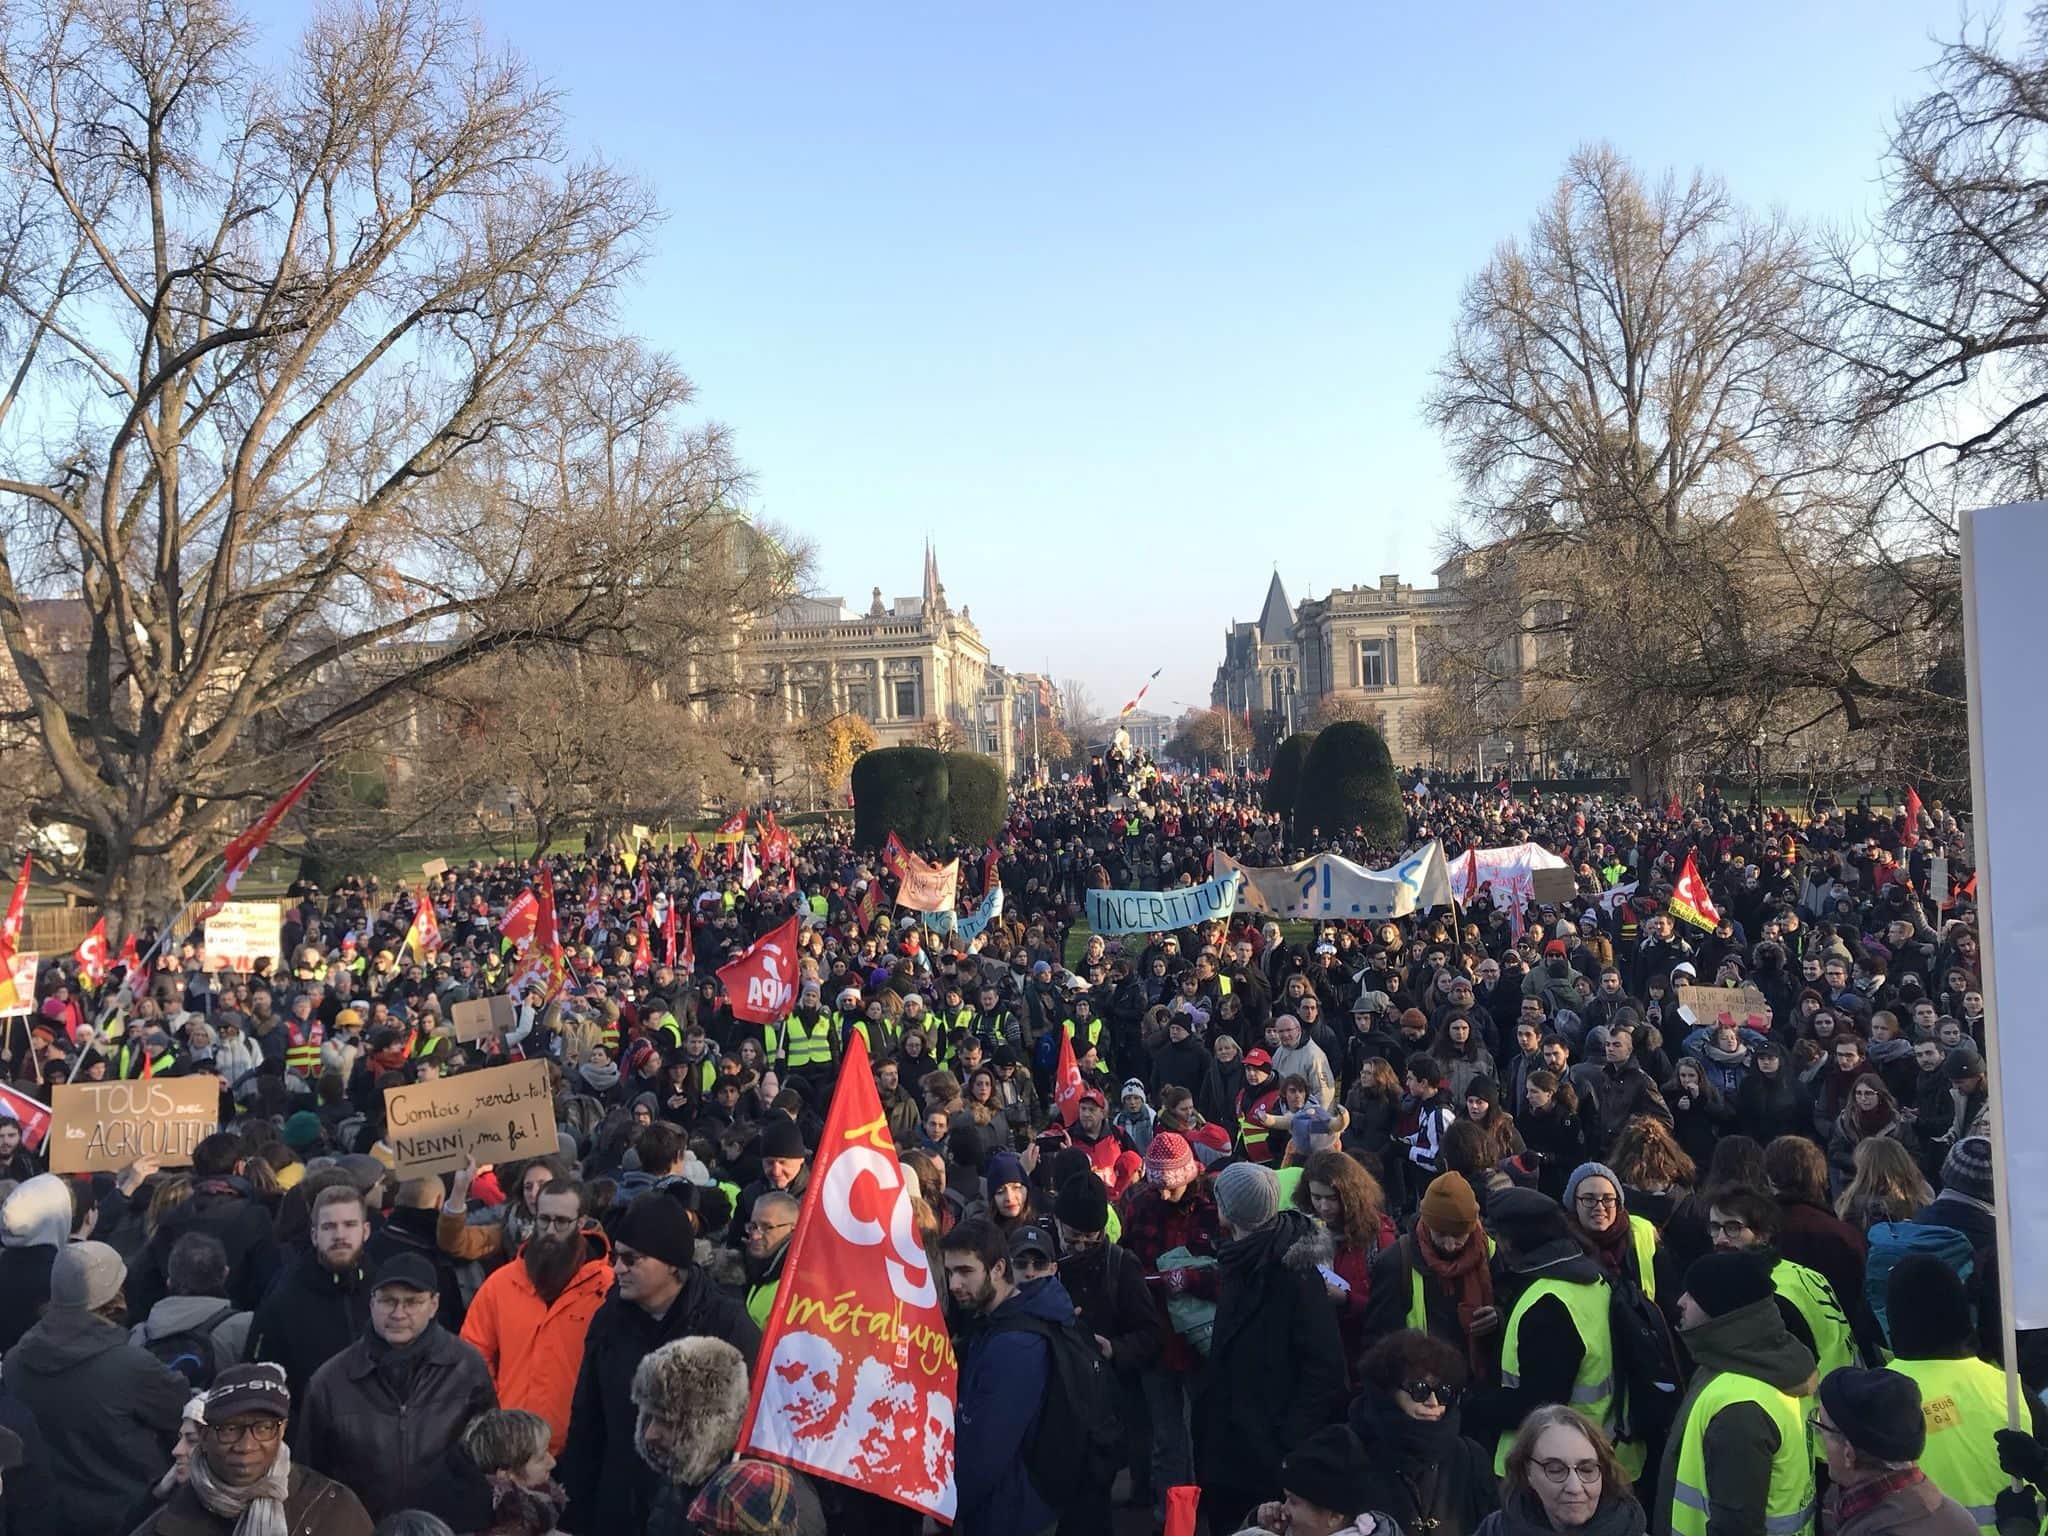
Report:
1865,1220,1978,1346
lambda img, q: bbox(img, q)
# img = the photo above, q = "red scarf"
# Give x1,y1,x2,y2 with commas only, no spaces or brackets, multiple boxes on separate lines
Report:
1414,1218,1497,1378
1582,1212,1635,1280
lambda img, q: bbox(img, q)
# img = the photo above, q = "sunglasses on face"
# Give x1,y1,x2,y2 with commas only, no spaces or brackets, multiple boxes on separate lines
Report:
1404,1380,1459,1406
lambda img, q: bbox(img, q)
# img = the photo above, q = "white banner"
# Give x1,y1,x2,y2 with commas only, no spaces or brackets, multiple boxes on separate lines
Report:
1215,841,1454,921
1448,841,1572,903
204,900,282,973
1963,502,2048,1328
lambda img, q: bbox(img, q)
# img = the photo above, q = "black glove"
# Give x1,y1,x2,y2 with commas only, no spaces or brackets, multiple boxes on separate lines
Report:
1995,1484,2039,1536
1997,1428,2048,1488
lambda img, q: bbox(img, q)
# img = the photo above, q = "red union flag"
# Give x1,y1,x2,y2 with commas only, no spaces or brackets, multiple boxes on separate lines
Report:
508,865,567,1004
0,1083,51,1152
498,889,538,950
1902,785,1924,848
1668,849,1721,932
881,831,910,882
0,853,28,954
1053,1022,1084,1126
200,768,318,920
718,916,800,1025
737,1032,957,1521
74,918,110,987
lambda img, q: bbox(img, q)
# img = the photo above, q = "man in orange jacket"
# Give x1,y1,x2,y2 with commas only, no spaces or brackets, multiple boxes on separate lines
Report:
459,1177,615,1453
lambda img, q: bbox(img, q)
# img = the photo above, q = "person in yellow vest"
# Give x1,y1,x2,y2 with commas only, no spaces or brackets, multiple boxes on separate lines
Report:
779,989,837,1079
1881,1256,2020,1536
1814,1367,1977,1536
1473,1187,1624,1477
115,1027,177,1079
1359,1172,1502,1370
740,1189,798,1329
1565,1161,1666,1300
1655,1250,1819,1536
1707,1185,1860,1382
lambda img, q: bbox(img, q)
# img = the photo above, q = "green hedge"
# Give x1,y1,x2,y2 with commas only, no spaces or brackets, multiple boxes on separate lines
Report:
1265,732,1319,814
943,751,1008,845
851,747,951,850
1294,721,1403,842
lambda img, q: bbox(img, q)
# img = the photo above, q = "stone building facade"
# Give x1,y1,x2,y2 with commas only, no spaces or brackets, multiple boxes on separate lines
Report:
1211,572,1303,729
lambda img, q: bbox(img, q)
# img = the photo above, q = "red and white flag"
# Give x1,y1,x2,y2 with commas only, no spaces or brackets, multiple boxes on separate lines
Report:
633,921,654,975
499,889,539,950
200,769,317,920
116,932,142,976
718,811,748,868
662,903,679,968
508,865,567,1004
0,1083,51,1151
741,842,761,891
736,1031,957,1521
0,853,28,956
74,918,110,988
1052,1022,1085,1127
717,916,799,1025
1668,850,1722,932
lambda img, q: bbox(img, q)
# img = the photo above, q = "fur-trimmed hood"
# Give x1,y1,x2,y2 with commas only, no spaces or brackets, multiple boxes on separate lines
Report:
630,1335,750,1486
1282,1219,1336,1273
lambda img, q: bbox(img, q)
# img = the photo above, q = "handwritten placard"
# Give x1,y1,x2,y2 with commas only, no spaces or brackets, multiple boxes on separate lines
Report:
204,901,281,973
1676,984,1772,1032
422,858,449,880
450,994,515,1043
383,1059,553,1175
50,1078,218,1174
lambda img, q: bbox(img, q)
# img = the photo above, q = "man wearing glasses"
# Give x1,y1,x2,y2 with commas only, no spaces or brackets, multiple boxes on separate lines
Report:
294,1252,498,1520
131,1361,373,1535
741,1191,799,1328
1658,1251,1819,1536
459,1177,614,1455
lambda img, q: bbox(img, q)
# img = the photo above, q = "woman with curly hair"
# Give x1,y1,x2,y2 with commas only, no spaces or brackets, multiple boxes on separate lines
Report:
1292,1147,1397,1372
1346,1328,1500,1536
1606,1115,1709,1280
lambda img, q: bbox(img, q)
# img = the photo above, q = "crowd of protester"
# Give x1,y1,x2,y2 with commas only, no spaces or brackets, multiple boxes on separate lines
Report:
0,760,2034,1536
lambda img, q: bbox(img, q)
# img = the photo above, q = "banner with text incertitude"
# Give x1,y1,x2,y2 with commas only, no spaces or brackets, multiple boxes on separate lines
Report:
383,1059,554,1175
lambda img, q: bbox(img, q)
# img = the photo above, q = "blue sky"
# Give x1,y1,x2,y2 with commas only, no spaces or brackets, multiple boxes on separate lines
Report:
294,1,1956,712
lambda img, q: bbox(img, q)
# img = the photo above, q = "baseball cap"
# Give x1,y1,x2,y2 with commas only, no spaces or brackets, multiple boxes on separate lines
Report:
1008,1223,1057,1265
1242,1048,1273,1068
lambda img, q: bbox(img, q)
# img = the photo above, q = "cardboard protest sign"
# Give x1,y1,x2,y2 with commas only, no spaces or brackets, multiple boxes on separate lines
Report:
1531,866,1578,905
0,950,37,1018
450,994,516,1043
1676,984,1772,1032
204,901,281,973
50,1078,217,1174
383,1059,553,1176
422,858,449,879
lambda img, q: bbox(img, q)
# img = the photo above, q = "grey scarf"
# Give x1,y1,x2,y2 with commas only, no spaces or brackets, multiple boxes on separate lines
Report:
187,1440,291,1536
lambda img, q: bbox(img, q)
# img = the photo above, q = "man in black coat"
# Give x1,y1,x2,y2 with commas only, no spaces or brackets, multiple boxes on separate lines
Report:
126,1132,281,1317
1053,1174,1162,1373
248,1184,373,1411
558,1193,761,1534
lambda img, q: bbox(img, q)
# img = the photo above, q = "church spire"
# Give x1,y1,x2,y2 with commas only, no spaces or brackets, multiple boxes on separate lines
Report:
923,539,944,614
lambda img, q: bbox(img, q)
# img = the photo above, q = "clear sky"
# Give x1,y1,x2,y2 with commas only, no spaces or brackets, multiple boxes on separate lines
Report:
284,0,1957,714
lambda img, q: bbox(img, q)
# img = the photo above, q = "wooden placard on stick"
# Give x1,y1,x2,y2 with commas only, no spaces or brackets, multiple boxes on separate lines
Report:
450,994,516,1043
50,1078,218,1174
1676,984,1772,1032
383,1060,553,1176
422,858,449,879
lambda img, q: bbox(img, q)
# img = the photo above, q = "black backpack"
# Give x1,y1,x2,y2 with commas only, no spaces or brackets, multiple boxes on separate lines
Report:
1607,1275,1683,1447
144,1304,237,1390
988,1311,1124,1509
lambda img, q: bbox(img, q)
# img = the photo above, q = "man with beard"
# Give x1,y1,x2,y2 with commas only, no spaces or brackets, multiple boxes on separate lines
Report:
0,1109,36,1182
459,1179,613,1456
247,1185,374,1411
740,1190,798,1328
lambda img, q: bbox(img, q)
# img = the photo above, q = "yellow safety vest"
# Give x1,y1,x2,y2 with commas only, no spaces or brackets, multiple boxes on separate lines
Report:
1628,1213,1659,1300
285,1022,323,1075
1496,1276,1617,1474
597,1018,620,1052
1670,1370,1816,1536
784,1013,834,1067
118,1042,175,1079
1406,1234,1500,1333
1887,1356,2010,1535
1065,1018,1103,1053
1772,1258,1854,1380
747,1272,781,1329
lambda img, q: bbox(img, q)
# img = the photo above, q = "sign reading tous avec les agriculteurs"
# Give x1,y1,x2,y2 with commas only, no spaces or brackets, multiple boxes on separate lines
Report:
450,994,516,1043
50,1078,218,1174
383,1059,553,1176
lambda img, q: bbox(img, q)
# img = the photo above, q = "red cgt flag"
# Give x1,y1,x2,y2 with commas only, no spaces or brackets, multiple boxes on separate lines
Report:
1052,1022,1085,1127
1668,849,1722,932
0,1083,51,1151
717,916,800,1025
736,1031,957,1522
0,853,29,955
116,932,141,976
73,918,110,988
201,768,318,920
499,889,539,950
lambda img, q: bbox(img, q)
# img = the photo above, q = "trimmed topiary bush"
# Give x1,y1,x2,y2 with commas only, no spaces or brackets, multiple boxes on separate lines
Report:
1265,731,1319,814
1293,720,1403,843
943,751,1008,845
851,746,950,850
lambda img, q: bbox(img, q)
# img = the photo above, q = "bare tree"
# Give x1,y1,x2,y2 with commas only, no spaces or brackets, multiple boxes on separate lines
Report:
0,0,798,930
1058,678,1099,734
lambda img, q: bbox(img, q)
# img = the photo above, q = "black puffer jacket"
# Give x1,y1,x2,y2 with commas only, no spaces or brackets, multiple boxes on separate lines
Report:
294,1322,498,1521
557,1267,762,1534
247,1252,374,1408
126,1176,281,1318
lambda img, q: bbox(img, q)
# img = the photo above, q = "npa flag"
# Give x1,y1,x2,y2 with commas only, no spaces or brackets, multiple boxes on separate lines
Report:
200,768,318,919
717,916,800,1025
499,889,539,950
404,888,440,965
1052,1023,1085,1127
881,831,910,883
1902,786,1924,848
0,1083,51,1151
736,1031,957,1521
1668,850,1721,932
74,918,110,988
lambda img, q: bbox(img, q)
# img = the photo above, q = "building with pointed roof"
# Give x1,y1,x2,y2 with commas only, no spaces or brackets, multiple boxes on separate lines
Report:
1213,570,1303,728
